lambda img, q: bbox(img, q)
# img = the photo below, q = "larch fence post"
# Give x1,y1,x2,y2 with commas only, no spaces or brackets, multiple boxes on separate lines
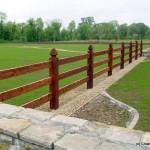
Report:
135,41,138,60
108,43,113,76
50,48,59,109
129,41,132,63
87,45,94,89
140,40,143,57
120,42,125,69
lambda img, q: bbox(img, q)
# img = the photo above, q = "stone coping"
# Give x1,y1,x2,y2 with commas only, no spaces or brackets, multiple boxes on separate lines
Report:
101,91,139,129
0,103,149,150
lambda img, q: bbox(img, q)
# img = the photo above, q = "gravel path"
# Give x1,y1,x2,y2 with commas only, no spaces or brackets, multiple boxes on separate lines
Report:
37,57,146,117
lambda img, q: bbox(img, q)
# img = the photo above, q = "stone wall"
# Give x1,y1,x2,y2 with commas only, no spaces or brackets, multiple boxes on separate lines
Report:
0,103,149,150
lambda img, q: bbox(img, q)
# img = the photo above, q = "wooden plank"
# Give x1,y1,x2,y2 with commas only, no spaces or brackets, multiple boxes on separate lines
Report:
132,50,136,53
129,42,132,63
0,77,51,101
135,41,138,60
94,50,109,57
87,45,93,89
113,48,122,52
112,62,121,69
22,94,50,108
124,58,130,63
120,42,125,69
108,44,113,76
124,52,129,56
93,59,109,68
59,65,87,80
59,54,87,65
59,77,88,95
93,67,109,78
125,45,130,49
140,40,143,57
0,61,49,80
113,55,121,60
49,49,59,109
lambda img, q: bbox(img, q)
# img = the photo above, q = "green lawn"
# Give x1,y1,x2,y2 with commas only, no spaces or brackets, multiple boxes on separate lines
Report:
107,60,150,131
0,43,117,106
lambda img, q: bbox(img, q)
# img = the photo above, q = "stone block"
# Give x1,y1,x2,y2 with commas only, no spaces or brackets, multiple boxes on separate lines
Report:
96,141,126,150
0,104,23,117
0,118,31,138
142,132,150,149
12,108,55,124
19,124,64,148
51,115,88,127
55,133,100,150
101,126,144,145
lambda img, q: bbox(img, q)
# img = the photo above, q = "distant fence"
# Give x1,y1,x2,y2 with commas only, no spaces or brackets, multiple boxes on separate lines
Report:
0,41,143,109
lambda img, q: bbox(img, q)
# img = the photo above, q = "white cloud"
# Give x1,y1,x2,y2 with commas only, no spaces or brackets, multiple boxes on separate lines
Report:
0,0,150,26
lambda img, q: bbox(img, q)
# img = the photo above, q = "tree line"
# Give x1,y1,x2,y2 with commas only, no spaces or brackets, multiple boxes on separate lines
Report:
0,12,150,42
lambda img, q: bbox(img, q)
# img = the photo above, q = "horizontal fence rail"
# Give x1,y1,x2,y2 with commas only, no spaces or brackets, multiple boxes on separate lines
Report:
0,40,143,109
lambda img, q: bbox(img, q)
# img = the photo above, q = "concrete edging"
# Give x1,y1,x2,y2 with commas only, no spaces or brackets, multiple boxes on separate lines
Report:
101,91,139,129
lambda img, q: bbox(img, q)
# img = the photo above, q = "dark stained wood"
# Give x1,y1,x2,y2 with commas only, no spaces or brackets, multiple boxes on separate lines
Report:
93,59,109,68
93,67,109,78
113,47,122,52
49,48,59,109
120,42,125,69
113,55,122,60
135,41,138,60
108,43,113,76
140,40,143,57
125,45,130,49
0,77,51,101
94,50,109,57
0,61,49,80
124,52,129,56
87,45,93,89
22,94,50,108
129,41,132,63
132,50,136,53
59,77,88,95
124,58,130,63
59,65,87,80
59,54,87,65
112,62,121,69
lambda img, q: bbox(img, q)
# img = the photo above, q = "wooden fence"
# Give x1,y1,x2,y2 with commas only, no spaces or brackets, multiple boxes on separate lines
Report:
0,41,143,109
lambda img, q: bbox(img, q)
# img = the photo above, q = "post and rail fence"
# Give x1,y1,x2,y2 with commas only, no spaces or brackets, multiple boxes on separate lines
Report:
0,41,143,109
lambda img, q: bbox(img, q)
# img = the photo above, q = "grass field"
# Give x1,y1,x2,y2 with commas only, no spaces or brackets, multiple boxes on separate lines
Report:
107,60,150,131
0,43,115,106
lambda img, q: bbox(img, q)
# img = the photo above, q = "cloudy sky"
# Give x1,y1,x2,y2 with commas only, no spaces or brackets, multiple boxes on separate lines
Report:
0,0,150,27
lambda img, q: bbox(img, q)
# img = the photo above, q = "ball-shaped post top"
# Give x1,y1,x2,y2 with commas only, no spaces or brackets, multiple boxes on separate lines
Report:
88,45,93,51
50,48,58,56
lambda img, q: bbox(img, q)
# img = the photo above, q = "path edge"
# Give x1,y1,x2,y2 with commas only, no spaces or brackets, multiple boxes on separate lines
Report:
101,91,139,129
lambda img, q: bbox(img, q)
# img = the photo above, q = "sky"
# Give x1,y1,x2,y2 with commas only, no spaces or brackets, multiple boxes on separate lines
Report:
0,0,150,27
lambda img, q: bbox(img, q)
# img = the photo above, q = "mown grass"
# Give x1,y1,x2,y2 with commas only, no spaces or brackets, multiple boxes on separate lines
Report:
107,61,150,131
0,43,117,106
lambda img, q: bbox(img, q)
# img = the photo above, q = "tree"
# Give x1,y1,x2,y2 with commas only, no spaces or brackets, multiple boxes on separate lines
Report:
61,28,70,41
35,18,44,41
77,17,95,40
68,20,76,40
118,24,128,39
51,20,61,41
0,12,7,39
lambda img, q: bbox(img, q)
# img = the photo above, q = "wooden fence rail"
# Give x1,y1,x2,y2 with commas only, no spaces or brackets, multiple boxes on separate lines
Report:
0,40,143,109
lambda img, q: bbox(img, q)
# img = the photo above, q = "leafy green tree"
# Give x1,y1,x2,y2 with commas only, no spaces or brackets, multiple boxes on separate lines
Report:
68,20,76,40
61,28,70,41
0,12,7,39
118,24,128,39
